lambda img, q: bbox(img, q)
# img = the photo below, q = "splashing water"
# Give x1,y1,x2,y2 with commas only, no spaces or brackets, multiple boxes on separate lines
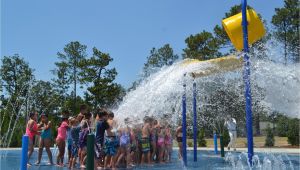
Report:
225,151,296,170
114,59,214,127
114,55,300,127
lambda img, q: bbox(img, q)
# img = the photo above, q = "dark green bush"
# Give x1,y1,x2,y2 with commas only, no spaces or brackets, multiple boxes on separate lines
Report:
287,118,300,146
276,116,289,137
222,129,230,147
198,129,207,147
187,141,193,147
265,125,275,147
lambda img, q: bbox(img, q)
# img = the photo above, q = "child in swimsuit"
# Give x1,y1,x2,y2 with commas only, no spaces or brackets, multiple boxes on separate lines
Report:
56,113,69,167
78,113,91,168
164,126,173,162
94,109,109,168
66,117,73,165
141,117,152,165
26,112,40,165
69,117,81,169
104,111,119,169
129,128,137,166
35,113,53,165
116,127,131,168
150,120,158,162
176,126,183,160
157,125,166,163
136,126,143,165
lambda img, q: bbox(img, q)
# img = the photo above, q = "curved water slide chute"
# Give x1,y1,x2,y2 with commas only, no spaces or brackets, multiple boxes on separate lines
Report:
181,55,243,78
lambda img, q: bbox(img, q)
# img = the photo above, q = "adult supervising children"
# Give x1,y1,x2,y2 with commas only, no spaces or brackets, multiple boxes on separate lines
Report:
225,115,237,151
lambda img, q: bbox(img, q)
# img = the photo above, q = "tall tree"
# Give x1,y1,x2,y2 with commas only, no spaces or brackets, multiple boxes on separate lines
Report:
51,61,70,106
183,31,221,60
29,80,59,114
0,55,34,147
272,0,299,63
80,47,125,108
55,41,87,113
143,44,179,77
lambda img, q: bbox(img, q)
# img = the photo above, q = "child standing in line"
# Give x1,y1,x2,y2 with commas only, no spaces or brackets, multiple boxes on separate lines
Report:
129,128,137,166
150,119,158,162
56,112,69,167
78,113,92,168
69,117,81,169
94,109,109,168
67,117,73,165
140,117,152,165
35,113,53,165
116,127,131,168
104,112,119,169
175,126,183,160
136,126,143,165
26,112,40,166
157,124,166,163
164,125,173,162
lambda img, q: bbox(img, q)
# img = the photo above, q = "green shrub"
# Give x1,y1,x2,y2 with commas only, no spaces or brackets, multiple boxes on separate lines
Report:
265,125,275,147
276,116,289,137
222,129,230,147
287,118,300,146
187,141,193,147
198,129,207,147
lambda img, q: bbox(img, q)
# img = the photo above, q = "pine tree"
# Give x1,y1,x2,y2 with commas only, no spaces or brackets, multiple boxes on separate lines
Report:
272,0,300,63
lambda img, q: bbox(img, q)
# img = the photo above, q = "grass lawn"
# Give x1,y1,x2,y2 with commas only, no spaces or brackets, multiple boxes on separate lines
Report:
205,136,291,148
175,136,298,148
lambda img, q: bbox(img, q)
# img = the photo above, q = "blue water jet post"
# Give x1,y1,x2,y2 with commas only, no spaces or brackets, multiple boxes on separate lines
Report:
242,0,254,165
193,82,197,162
214,132,218,154
20,135,28,170
182,78,187,166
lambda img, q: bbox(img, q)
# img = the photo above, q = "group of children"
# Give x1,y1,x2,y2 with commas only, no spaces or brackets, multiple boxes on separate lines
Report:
25,105,184,169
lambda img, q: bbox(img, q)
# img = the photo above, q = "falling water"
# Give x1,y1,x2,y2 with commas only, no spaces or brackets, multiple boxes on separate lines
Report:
114,56,300,127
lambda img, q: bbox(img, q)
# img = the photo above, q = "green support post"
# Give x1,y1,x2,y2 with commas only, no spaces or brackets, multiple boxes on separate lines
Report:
87,134,95,170
220,134,225,157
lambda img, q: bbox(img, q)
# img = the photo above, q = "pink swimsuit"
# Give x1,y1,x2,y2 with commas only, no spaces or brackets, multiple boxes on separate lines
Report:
157,137,165,147
56,121,68,141
165,135,172,145
26,121,38,141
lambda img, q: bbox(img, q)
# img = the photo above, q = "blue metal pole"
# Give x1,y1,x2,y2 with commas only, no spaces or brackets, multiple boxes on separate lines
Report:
241,0,254,165
214,133,218,154
193,82,197,162
182,82,187,166
20,135,29,170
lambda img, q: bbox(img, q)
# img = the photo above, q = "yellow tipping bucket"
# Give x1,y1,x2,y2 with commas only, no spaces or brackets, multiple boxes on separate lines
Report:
222,9,265,51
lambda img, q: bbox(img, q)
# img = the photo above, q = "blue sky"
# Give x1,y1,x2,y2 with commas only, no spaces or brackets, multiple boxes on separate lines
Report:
1,0,284,89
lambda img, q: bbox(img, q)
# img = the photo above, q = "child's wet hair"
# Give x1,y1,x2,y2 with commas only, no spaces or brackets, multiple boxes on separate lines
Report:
108,111,114,118
95,108,108,118
84,112,92,119
143,116,151,123
80,104,88,112
29,112,36,119
70,117,77,126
